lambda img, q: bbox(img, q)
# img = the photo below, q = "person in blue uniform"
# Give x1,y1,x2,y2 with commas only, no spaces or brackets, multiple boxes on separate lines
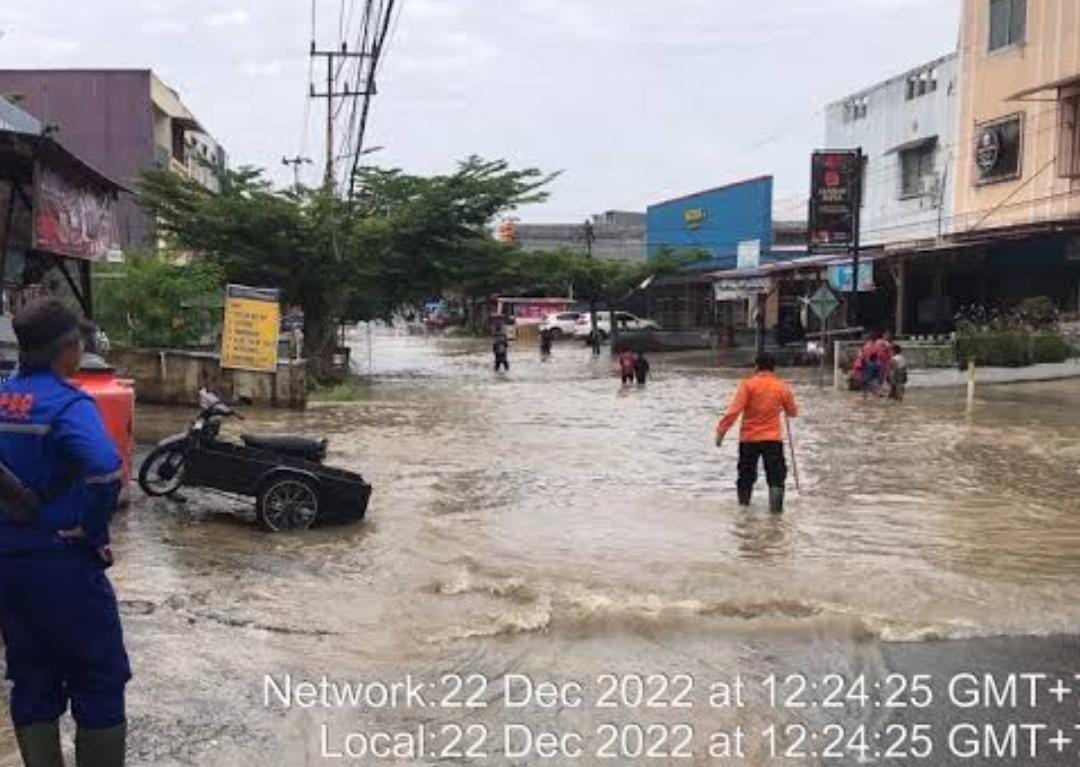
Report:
0,299,129,767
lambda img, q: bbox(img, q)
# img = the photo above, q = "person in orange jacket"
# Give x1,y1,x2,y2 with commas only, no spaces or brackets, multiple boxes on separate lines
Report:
715,352,799,512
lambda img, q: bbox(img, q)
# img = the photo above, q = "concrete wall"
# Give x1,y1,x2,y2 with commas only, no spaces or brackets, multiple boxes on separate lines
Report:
955,0,1080,232
111,349,307,410
646,176,774,270
825,53,959,246
515,215,647,262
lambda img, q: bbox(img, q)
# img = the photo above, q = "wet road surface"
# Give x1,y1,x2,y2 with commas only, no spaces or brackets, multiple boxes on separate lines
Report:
2,331,1080,765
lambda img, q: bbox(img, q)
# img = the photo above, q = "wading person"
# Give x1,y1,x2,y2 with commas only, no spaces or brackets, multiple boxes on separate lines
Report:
617,348,636,385
539,329,553,360
493,333,510,372
633,350,651,385
0,299,129,767
715,352,799,513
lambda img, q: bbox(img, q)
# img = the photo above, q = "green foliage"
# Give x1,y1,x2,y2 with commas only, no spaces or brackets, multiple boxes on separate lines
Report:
137,157,556,374
308,375,372,402
94,251,224,349
955,331,1074,368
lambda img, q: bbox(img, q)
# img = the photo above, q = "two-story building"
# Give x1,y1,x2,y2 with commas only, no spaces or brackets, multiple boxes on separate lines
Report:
0,69,226,249
825,53,959,248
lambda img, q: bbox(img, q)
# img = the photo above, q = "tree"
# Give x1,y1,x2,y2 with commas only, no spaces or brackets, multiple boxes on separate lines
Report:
137,157,554,378
95,251,223,348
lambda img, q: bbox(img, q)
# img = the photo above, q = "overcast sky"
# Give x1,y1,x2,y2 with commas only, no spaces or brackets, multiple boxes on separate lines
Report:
0,0,960,222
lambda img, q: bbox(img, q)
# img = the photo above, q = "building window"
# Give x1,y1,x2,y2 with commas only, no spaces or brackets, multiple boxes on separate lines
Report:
905,67,940,101
845,96,869,122
974,114,1023,184
899,143,937,198
989,0,1026,52
1059,94,1080,178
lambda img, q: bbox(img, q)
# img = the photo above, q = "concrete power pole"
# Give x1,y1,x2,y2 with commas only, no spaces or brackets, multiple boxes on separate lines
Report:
282,155,312,191
309,42,370,187
584,219,601,356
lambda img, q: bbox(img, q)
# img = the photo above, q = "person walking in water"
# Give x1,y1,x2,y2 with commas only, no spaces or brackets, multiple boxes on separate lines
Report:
633,350,651,385
0,300,130,767
493,333,510,372
617,348,637,385
539,329,553,360
715,352,799,513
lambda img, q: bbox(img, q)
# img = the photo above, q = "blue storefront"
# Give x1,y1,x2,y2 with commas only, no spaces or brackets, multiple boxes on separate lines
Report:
646,176,775,271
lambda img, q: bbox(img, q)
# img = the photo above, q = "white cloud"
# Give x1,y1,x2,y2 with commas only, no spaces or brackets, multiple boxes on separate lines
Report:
206,8,250,27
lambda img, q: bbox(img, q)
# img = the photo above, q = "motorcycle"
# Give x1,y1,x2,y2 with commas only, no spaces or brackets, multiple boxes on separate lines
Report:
138,391,371,532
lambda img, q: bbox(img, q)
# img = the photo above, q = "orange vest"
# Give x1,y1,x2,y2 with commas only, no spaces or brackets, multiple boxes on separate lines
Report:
716,372,799,443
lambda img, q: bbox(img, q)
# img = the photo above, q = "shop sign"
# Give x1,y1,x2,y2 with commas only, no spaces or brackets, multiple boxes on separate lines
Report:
828,263,875,293
684,208,707,229
32,165,121,261
809,150,861,253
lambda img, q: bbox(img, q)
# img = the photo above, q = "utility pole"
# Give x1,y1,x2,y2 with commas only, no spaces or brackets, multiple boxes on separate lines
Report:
281,155,312,191
309,42,370,187
584,219,601,356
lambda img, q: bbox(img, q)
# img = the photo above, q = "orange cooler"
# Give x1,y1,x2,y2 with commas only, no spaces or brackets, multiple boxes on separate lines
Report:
71,359,136,491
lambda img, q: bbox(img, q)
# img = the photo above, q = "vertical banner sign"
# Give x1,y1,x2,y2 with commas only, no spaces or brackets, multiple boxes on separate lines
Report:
809,150,861,253
221,285,281,372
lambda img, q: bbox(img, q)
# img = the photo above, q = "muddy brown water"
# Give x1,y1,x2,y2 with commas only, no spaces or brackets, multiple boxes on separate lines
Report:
2,331,1080,765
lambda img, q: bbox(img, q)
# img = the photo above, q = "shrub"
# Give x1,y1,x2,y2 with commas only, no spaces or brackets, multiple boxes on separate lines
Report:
95,251,224,349
955,331,1076,368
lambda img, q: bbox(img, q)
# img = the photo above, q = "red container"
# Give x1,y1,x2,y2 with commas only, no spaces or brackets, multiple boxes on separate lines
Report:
71,359,136,491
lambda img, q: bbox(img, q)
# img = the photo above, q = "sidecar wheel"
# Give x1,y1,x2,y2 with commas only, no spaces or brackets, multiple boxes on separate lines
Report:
257,475,320,532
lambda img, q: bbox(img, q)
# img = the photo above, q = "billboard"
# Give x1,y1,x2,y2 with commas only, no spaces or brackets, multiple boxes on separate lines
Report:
809,150,862,253
32,165,121,261
221,285,282,373
646,176,773,271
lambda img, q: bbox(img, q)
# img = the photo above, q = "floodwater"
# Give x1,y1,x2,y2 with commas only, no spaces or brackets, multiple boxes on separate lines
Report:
3,330,1080,766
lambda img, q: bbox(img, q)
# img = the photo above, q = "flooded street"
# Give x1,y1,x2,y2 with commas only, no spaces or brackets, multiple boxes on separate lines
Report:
3,331,1080,765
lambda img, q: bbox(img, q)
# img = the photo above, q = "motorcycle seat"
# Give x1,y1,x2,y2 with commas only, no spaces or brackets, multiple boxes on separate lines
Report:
241,434,328,462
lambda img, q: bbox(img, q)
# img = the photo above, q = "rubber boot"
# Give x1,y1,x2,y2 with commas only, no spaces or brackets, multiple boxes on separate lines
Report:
737,486,752,507
15,721,64,767
75,724,126,767
769,486,785,514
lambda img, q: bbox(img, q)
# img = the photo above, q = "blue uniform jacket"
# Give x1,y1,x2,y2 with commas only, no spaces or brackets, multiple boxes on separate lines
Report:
0,369,122,553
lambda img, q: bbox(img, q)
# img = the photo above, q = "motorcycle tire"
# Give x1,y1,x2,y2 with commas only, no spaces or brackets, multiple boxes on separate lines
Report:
138,445,187,497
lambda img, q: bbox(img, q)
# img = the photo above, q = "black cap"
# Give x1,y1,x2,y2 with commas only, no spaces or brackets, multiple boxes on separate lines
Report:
13,299,84,356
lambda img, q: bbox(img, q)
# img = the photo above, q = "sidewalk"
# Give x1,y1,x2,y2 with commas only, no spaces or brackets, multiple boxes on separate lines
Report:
909,359,1080,388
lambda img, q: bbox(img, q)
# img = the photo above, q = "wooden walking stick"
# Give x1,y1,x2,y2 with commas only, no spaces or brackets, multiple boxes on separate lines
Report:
785,415,802,494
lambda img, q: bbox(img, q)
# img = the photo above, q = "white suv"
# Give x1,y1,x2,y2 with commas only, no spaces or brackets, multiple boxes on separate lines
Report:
573,312,659,340
539,312,583,338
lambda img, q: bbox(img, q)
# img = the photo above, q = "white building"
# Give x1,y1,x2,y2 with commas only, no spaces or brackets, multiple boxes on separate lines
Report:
825,53,958,247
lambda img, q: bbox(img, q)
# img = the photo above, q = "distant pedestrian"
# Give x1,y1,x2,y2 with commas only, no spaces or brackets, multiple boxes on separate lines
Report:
493,334,510,372
715,352,799,512
539,329,553,360
889,343,908,402
617,349,637,385
633,351,651,385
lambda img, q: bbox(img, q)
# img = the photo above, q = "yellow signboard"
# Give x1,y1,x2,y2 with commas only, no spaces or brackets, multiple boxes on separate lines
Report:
220,284,281,373
684,208,707,229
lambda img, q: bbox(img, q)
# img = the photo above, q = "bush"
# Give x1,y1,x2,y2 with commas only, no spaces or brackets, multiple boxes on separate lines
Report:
955,331,1075,368
95,251,224,349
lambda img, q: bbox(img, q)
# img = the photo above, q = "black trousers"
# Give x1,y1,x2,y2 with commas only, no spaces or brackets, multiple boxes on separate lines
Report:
494,354,509,371
737,441,787,492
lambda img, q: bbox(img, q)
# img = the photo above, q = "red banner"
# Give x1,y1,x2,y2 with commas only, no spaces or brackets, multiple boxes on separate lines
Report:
32,165,120,261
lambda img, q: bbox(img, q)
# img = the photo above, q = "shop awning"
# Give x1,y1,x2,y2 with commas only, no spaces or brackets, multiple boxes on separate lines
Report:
885,135,938,156
1007,72,1080,102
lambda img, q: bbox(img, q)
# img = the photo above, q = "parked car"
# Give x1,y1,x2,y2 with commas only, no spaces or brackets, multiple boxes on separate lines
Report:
573,312,660,340
540,311,583,338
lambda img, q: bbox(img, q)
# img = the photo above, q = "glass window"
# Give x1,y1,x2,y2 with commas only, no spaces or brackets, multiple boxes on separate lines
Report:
1058,95,1080,179
989,0,1026,52
900,144,937,198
